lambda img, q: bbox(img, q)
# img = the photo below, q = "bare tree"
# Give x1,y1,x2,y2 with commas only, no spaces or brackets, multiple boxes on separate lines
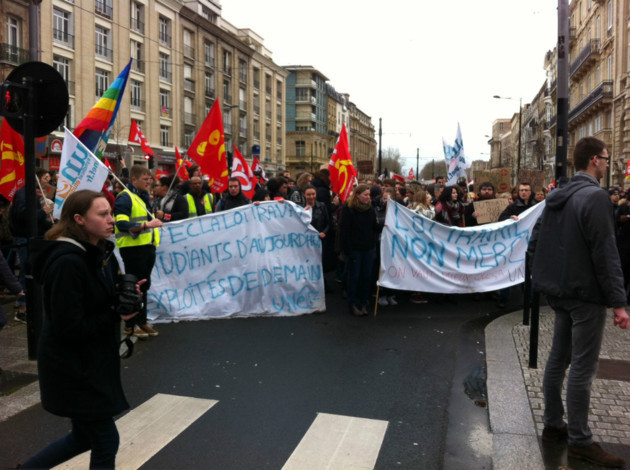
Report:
419,159,447,180
381,147,403,174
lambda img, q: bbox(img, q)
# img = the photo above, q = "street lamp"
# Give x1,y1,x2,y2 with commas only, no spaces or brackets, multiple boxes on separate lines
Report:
493,95,522,180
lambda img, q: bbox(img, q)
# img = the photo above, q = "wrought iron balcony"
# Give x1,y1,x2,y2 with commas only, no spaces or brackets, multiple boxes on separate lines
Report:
130,17,144,34
0,43,29,65
131,59,144,73
570,39,600,77
95,44,113,61
95,0,113,19
53,29,74,48
568,80,613,123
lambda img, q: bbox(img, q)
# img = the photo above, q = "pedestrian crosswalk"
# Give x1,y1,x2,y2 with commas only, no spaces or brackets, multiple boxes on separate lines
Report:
52,393,389,470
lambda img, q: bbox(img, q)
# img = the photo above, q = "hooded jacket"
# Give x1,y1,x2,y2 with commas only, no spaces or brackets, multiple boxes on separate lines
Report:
530,172,626,307
31,237,129,419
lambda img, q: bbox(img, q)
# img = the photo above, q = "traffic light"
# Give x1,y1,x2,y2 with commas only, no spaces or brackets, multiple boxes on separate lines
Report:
144,154,154,169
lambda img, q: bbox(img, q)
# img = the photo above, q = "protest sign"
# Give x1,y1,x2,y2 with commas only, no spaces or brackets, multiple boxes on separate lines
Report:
473,198,509,224
147,201,325,322
379,199,545,293
474,168,511,194
518,169,546,190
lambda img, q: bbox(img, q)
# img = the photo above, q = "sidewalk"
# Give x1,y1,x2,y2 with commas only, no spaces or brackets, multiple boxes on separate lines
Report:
486,307,630,470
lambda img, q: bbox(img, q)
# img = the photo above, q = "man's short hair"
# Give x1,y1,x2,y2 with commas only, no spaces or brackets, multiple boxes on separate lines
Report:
480,181,495,191
518,182,532,190
130,164,151,180
573,137,606,171
228,177,241,185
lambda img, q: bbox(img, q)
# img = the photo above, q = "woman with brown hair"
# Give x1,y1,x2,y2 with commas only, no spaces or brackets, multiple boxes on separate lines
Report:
22,190,139,469
339,184,378,316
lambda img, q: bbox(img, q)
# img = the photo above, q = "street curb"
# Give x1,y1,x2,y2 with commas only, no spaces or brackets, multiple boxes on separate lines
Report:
486,312,544,470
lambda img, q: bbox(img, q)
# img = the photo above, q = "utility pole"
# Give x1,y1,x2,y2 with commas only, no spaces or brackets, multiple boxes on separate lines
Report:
378,118,382,177
556,0,569,183
416,148,419,181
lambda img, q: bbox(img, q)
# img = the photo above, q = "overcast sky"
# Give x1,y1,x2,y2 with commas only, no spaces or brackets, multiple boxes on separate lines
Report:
221,0,558,173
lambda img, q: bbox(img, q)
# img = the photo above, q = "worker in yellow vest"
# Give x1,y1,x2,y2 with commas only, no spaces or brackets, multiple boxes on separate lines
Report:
186,176,214,217
113,165,163,339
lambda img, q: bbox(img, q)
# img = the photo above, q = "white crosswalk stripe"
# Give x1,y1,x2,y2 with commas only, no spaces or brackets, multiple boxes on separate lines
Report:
51,395,388,470
53,393,218,470
282,413,389,470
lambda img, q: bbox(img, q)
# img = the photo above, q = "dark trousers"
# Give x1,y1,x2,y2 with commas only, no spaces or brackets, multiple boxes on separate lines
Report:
120,244,156,327
346,248,375,308
23,417,119,469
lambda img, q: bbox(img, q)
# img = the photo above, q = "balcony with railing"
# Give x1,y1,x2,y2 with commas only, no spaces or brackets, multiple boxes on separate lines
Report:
159,70,172,83
224,94,232,105
95,0,113,19
568,80,613,123
184,113,196,126
239,71,247,84
130,17,144,34
95,44,113,61
184,79,195,94
66,80,75,96
184,44,195,59
130,98,145,112
570,39,600,78
240,100,247,111
159,32,171,47
160,106,171,118
239,127,247,138
53,29,74,48
205,86,215,98
0,43,29,65
131,59,144,73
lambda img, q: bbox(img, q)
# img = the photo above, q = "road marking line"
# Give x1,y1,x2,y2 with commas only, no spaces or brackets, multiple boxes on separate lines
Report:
53,393,218,470
282,412,388,470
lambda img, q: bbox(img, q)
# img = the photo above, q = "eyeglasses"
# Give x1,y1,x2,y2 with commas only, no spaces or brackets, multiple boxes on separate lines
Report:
596,155,610,162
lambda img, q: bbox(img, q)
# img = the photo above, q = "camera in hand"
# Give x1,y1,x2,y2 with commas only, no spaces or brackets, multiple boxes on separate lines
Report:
117,274,143,317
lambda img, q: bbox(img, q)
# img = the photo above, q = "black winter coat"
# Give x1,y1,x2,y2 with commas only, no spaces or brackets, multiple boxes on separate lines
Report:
31,238,129,420
498,197,534,221
529,173,626,307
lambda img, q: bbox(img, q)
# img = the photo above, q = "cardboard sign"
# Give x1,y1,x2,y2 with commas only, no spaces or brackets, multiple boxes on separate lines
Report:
474,168,511,193
518,169,546,191
473,198,510,225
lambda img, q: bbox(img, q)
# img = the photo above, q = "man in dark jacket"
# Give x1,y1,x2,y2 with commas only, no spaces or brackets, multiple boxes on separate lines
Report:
530,136,629,468
498,182,533,221
216,178,251,211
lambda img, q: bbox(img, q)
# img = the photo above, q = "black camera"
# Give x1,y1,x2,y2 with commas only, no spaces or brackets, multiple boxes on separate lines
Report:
117,274,143,317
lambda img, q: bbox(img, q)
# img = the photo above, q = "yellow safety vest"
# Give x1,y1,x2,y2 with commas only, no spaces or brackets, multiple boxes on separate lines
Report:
114,189,160,248
186,193,213,217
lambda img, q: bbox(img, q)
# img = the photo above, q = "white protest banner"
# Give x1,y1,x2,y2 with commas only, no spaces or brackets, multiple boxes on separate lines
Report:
147,201,325,322
53,128,109,218
379,199,545,293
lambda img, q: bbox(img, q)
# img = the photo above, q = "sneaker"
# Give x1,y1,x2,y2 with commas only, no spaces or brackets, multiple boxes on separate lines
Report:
541,424,568,442
14,312,27,324
131,326,149,339
568,442,624,468
139,324,159,337
410,293,428,304
361,306,369,316
378,296,389,306
388,296,398,306
350,305,363,316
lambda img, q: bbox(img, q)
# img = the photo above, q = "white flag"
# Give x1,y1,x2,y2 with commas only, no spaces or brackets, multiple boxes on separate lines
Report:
443,123,470,186
53,128,110,218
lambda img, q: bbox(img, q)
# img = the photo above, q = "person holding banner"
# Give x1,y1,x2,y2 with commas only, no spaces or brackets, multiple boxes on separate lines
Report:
216,178,251,212
114,165,163,339
340,184,378,316
152,176,188,222
530,137,629,468
434,186,466,227
23,190,137,470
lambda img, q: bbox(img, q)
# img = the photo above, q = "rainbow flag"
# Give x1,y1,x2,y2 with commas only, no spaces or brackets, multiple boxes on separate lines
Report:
73,59,131,159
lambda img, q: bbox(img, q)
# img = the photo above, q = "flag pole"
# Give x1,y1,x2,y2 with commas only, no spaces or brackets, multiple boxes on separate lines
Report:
167,156,188,194
35,176,55,223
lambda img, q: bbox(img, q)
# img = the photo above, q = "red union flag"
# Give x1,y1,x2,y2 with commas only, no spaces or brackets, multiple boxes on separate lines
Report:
129,120,155,156
0,120,25,201
231,146,257,200
188,99,228,193
407,168,414,181
327,123,356,203
175,147,190,182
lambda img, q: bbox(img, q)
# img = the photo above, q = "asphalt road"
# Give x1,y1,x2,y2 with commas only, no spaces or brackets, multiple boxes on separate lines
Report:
0,280,510,469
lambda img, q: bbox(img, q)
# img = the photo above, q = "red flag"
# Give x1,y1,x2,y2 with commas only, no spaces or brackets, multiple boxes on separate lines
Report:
103,157,112,169
154,168,167,179
175,147,190,182
327,124,356,203
0,120,25,201
392,173,405,183
129,119,155,156
231,146,257,200
188,99,228,193
251,156,267,182
407,168,414,181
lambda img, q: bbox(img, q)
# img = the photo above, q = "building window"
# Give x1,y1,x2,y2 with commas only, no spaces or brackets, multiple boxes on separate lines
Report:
239,59,247,83
183,29,194,58
296,88,308,101
53,55,72,93
204,41,214,67
130,79,142,110
7,17,19,47
607,0,613,32
160,125,170,147
130,40,143,73
159,16,171,47
95,0,113,19
160,89,170,117
223,79,231,104
95,68,110,97
130,1,144,34
296,141,305,157
253,68,260,89
222,50,232,76
159,53,172,82
95,26,112,61
205,72,214,97
53,8,73,48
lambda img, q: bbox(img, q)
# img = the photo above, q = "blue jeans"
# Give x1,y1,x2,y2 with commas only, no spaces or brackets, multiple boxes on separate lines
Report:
543,297,606,447
23,417,119,469
346,248,375,309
